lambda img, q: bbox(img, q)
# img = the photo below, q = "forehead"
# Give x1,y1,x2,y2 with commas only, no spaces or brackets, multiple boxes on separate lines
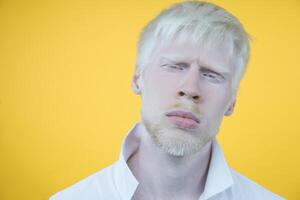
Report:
149,38,236,73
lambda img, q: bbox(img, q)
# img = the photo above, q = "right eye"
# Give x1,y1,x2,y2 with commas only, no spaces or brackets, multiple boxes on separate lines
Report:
169,64,184,70
162,64,185,71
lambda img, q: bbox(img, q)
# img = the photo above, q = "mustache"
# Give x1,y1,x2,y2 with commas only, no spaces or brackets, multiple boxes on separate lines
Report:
170,102,202,116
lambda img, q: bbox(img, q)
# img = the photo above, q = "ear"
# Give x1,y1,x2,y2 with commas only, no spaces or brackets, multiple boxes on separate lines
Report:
131,72,142,95
224,98,236,116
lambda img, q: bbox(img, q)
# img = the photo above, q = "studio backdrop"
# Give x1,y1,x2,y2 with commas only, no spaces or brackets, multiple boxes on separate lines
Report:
0,0,299,199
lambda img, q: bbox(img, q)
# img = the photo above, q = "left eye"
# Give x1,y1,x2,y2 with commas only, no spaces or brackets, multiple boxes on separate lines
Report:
202,72,217,79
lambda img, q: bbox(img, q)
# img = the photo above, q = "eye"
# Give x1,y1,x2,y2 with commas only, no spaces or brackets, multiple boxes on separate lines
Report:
202,72,218,79
170,64,184,70
162,64,185,71
201,69,225,83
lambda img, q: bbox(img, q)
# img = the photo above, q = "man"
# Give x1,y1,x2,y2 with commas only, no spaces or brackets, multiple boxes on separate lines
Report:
50,1,284,199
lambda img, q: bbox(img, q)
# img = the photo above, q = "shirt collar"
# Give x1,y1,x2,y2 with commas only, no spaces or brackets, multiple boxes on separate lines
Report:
200,139,234,199
113,123,139,200
113,122,234,200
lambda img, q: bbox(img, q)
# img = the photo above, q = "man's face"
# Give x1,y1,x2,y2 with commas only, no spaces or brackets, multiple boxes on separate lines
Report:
133,38,237,156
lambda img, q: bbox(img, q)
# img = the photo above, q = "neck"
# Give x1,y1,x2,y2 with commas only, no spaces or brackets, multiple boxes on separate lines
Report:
128,123,212,200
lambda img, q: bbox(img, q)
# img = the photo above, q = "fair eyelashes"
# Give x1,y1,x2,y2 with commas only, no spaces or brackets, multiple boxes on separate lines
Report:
161,63,226,83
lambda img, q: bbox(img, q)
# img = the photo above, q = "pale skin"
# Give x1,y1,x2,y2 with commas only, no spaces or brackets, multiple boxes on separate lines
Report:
128,124,212,200
128,38,238,200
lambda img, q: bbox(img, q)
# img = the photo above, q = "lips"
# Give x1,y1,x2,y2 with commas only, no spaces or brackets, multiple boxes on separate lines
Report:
166,111,200,123
165,110,200,129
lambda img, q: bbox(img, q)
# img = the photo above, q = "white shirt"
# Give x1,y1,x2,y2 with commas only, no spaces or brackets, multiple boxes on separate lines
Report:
50,123,285,200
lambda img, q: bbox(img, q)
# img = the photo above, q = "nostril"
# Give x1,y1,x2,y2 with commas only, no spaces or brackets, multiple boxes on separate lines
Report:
178,91,185,96
193,96,199,100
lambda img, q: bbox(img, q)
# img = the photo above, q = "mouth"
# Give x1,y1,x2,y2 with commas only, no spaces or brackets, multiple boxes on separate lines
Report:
165,110,200,129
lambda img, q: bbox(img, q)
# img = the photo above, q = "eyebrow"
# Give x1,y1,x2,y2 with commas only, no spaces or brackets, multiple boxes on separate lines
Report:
160,57,179,64
198,63,231,79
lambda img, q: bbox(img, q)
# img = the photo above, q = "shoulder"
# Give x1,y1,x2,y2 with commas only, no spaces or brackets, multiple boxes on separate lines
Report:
49,163,120,200
229,168,285,200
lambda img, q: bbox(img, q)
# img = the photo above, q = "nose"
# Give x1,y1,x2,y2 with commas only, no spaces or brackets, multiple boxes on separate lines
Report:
177,67,201,103
178,90,200,101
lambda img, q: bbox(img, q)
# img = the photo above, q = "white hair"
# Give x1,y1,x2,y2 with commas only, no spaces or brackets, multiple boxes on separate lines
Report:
136,1,251,89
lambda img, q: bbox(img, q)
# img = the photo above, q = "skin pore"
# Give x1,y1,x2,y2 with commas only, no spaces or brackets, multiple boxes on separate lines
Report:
128,38,238,200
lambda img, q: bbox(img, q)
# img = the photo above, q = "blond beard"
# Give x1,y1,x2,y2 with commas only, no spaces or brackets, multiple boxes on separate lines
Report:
143,118,213,157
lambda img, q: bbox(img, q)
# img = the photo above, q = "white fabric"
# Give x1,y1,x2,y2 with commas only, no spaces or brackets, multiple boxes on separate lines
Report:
50,123,285,200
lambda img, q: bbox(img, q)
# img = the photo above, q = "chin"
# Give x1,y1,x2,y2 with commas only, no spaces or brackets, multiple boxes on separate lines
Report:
143,119,212,157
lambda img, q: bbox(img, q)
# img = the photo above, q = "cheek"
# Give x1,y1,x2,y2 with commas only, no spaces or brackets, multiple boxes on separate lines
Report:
149,68,178,89
144,70,178,102
201,86,232,113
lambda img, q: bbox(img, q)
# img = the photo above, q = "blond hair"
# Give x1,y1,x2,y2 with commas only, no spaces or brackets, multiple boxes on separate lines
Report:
136,1,251,89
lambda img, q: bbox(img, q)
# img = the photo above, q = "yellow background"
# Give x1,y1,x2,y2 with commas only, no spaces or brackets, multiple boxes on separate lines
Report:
0,0,299,199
